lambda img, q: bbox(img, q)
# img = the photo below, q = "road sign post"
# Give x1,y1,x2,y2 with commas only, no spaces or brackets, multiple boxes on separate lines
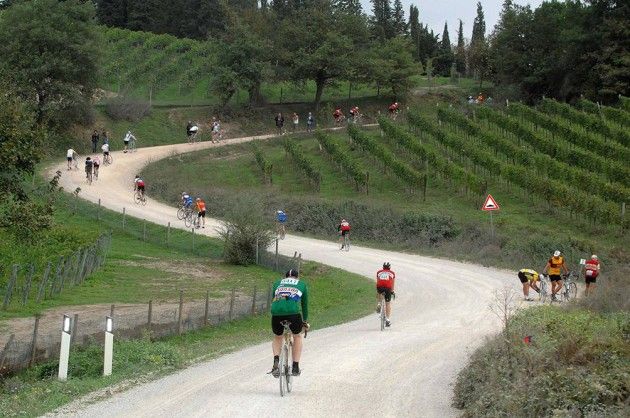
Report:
58,315,71,381
481,194,500,237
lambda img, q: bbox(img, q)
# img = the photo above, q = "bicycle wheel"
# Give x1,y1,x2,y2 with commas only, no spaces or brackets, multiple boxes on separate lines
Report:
566,282,577,301
86,172,92,185
107,155,113,165
279,344,288,397
285,343,292,393
141,194,147,206
380,297,386,331
177,207,186,220
184,211,194,228
134,191,142,205
344,235,350,252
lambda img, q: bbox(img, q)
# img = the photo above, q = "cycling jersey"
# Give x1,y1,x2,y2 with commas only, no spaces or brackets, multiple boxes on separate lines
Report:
93,157,101,166
585,259,599,277
196,200,206,212
518,269,539,281
135,178,145,187
102,144,109,153
85,160,93,170
333,109,343,118
183,195,193,207
277,211,287,223
124,132,136,142
271,277,308,321
376,269,395,289
389,104,399,112
547,256,565,275
67,149,75,159
339,221,350,232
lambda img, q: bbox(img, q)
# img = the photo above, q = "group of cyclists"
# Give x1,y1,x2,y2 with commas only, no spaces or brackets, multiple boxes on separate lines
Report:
332,102,401,125
180,192,207,228
186,119,222,144
518,251,601,301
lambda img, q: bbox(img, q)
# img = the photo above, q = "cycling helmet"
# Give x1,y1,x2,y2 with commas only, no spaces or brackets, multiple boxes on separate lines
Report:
383,262,391,269
182,192,187,196
196,197,201,201
286,269,299,278
553,250,561,257
591,254,598,259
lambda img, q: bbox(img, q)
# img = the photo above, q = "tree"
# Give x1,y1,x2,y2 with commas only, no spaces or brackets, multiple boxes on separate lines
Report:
454,20,466,75
408,4,421,60
333,0,362,15
96,0,128,28
0,0,100,129
372,37,420,98
371,0,394,40
392,0,406,35
434,22,454,76
469,1,489,85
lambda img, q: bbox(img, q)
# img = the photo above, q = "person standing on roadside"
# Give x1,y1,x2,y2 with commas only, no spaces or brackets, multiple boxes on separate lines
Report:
583,255,601,297
275,112,285,135
91,130,99,152
543,250,569,302
102,130,109,145
306,112,315,133
292,112,299,132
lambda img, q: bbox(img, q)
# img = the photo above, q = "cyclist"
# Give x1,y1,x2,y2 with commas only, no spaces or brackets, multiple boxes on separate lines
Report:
376,262,395,327
134,175,145,197
583,254,600,296
211,119,222,143
92,155,101,179
276,210,287,237
306,112,315,133
101,142,110,162
84,157,93,180
517,269,541,301
270,269,309,377
181,192,193,209
123,130,136,153
338,218,351,250
543,250,568,301
274,113,285,135
388,102,400,119
349,106,360,123
195,197,206,228
333,107,344,124
292,112,299,132
186,121,198,143
66,148,78,170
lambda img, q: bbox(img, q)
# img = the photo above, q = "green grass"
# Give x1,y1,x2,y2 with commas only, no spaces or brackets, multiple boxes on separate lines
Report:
141,126,629,271
453,304,630,417
0,257,372,416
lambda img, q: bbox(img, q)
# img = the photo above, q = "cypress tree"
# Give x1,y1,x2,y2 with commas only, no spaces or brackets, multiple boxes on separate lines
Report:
454,19,466,75
392,0,406,35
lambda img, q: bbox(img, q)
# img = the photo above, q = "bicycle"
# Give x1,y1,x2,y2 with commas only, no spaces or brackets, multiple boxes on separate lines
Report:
103,154,113,166
128,139,137,153
93,166,99,180
134,189,147,205
184,210,196,228
378,293,386,331
538,275,550,302
334,115,346,126
277,320,308,397
177,205,192,220
276,223,286,240
85,169,93,185
560,271,578,302
340,233,350,251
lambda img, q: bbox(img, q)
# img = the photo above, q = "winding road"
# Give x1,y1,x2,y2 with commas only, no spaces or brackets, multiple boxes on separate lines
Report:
49,135,511,417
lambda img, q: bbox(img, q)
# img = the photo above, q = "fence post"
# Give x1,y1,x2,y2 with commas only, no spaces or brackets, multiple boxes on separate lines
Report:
204,290,209,326
143,219,147,242
36,261,52,303
2,265,19,310
177,290,184,335
251,286,257,315
192,228,195,254
110,304,115,318
0,334,15,371
229,288,236,321
167,222,171,247
274,239,279,271
97,198,101,221
122,207,126,229
70,314,79,346
147,300,153,334
29,314,40,367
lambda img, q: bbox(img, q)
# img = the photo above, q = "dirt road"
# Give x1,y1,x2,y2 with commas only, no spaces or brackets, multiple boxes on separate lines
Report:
49,135,511,417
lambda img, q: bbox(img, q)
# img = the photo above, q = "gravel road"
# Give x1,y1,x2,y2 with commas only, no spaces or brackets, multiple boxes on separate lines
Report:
49,135,511,417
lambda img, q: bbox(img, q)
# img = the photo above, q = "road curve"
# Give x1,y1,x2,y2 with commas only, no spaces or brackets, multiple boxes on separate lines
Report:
49,135,510,417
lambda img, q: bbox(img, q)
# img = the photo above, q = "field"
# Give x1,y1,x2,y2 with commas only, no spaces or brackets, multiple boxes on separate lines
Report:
142,99,630,271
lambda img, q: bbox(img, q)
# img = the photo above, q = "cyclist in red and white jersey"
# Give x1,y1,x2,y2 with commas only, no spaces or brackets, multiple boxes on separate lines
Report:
333,107,345,124
388,102,400,116
134,175,145,197
583,255,600,296
376,262,396,327
338,218,351,250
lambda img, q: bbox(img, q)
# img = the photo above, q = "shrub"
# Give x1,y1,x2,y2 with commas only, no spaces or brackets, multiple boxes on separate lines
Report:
104,97,152,122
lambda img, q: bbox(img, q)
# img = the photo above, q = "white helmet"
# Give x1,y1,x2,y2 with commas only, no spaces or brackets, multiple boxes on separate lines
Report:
553,250,561,257
591,255,598,259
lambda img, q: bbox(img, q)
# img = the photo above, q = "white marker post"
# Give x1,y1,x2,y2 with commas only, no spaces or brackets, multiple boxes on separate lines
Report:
58,314,71,381
103,316,113,376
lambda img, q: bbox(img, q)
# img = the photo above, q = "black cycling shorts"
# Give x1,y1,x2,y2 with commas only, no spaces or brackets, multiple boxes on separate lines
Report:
585,276,597,284
377,287,394,302
67,157,72,162
549,274,562,282
197,210,206,218
272,314,303,336
518,272,528,283
340,230,349,236
137,185,145,191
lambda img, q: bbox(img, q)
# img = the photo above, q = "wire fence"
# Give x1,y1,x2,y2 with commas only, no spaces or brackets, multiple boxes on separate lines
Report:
1,233,112,311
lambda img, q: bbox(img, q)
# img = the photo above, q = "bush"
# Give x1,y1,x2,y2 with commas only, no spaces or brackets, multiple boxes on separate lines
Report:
453,306,630,417
104,97,152,122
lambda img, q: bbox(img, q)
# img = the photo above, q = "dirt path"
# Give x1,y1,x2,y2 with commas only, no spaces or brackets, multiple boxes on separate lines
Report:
47,134,514,417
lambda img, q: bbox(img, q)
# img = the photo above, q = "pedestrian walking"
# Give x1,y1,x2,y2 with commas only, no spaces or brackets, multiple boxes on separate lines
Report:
275,113,285,135
91,130,99,152
306,112,315,133
292,112,299,132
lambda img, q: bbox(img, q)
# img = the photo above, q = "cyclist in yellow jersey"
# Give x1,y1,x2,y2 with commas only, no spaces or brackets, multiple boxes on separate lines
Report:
543,250,568,301
517,269,541,301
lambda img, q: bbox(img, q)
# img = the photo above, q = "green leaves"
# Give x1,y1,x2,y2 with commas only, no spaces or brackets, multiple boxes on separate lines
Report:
283,140,321,191
315,131,367,191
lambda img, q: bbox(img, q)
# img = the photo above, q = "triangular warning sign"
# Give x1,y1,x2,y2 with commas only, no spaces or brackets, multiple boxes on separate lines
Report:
482,194,500,211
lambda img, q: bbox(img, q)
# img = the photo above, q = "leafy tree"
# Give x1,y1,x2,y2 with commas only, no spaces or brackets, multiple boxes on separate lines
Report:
0,0,100,129
333,0,362,15
371,0,394,40
96,0,128,28
454,19,466,75
372,37,420,98
408,4,421,60
392,0,406,35
434,22,454,76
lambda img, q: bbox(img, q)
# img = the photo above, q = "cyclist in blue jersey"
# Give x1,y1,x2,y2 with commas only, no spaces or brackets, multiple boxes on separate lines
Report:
181,192,193,209
276,210,287,239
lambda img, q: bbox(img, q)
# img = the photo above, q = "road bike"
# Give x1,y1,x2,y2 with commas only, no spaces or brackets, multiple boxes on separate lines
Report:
340,233,350,251
276,320,307,397
334,115,346,126
93,165,99,180
134,189,147,205
378,293,386,331
349,113,364,125
103,153,113,166
276,223,286,240
538,275,550,302
85,169,93,185
128,139,137,153
559,271,578,302
184,209,196,228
